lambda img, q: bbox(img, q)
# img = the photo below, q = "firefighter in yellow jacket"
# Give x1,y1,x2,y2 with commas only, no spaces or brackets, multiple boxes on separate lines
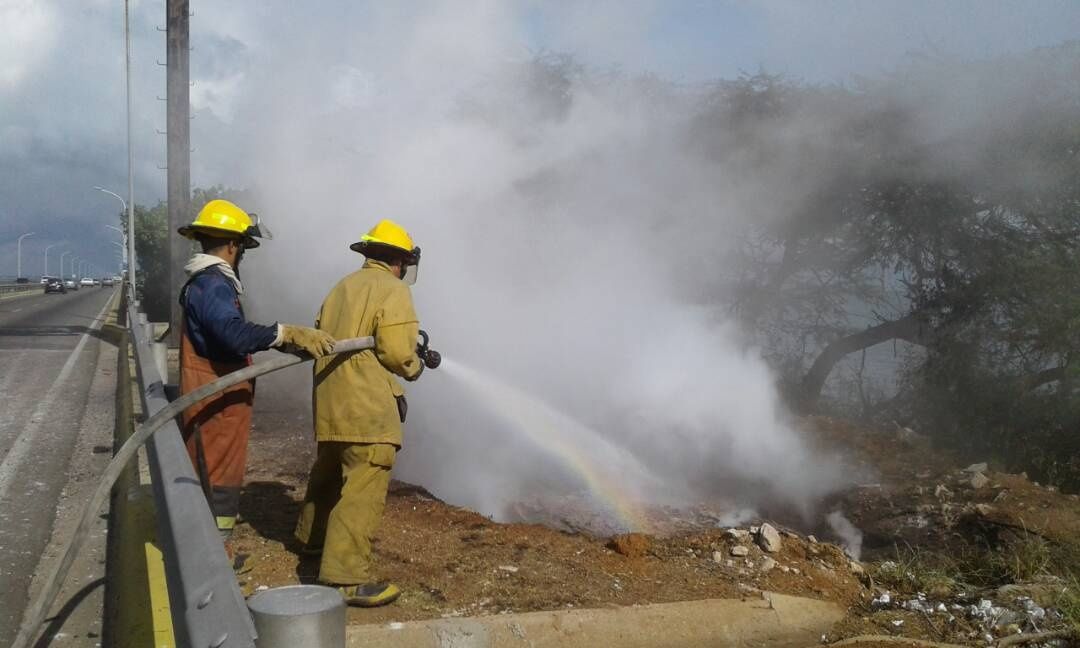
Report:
296,219,428,607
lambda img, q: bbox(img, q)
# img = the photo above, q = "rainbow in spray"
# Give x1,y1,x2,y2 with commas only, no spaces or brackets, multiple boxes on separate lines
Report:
440,358,660,532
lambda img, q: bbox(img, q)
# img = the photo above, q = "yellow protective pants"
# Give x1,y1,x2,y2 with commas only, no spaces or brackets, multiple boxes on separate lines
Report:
295,442,396,585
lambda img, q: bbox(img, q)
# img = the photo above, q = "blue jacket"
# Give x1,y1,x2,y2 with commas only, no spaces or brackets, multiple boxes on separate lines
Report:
180,267,278,363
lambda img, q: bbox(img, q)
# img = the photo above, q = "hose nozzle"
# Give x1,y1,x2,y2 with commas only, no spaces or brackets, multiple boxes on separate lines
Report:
417,330,441,370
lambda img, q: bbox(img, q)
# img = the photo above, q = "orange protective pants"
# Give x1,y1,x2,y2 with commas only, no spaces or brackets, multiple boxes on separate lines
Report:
179,329,254,531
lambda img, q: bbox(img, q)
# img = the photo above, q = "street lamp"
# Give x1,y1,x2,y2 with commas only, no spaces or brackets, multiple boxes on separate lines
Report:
105,225,127,273
95,184,135,288
59,251,72,280
43,243,63,278
16,232,35,280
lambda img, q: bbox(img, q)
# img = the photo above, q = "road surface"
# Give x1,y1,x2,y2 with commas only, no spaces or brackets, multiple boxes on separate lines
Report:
0,287,118,646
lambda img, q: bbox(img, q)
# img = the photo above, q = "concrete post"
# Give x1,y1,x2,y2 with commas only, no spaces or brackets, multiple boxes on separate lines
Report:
166,0,190,351
247,585,345,648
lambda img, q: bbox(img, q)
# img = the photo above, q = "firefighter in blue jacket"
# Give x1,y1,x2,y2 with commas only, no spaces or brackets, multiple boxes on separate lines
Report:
178,199,336,534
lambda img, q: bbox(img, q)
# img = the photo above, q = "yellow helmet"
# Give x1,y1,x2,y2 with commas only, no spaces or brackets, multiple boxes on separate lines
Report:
178,199,271,249
350,219,422,283
350,219,415,253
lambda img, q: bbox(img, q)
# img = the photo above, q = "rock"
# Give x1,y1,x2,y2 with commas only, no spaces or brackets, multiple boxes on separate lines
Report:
749,525,760,535
996,583,1064,607
760,557,778,572
872,592,892,607
896,425,921,445
607,533,652,558
964,462,989,474
975,503,995,517
1018,596,1046,622
725,528,750,541
756,523,782,553
849,561,865,575
970,472,990,489
934,484,952,499
807,534,818,543
730,545,750,557
498,565,519,573
780,565,790,573
712,551,724,564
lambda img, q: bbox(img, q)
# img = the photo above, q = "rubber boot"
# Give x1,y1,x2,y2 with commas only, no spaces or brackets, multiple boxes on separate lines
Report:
333,582,400,607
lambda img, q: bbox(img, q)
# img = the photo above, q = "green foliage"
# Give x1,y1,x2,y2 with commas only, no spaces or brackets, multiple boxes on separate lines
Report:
995,535,1054,584
873,547,958,597
130,202,170,321
1057,574,1080,632
692,45,1080,488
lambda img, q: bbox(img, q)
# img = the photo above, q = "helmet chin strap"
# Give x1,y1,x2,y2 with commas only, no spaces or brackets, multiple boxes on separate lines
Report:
234,243,245,278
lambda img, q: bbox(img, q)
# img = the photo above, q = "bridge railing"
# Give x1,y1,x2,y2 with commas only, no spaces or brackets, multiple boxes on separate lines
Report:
127,285,257,648
0,282,40,297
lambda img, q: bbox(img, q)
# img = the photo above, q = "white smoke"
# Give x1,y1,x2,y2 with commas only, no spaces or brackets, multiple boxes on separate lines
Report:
826,510,864,560
198,2,859,526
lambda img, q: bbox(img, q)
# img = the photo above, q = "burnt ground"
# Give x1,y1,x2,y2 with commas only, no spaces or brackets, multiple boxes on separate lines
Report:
231,373,1080,645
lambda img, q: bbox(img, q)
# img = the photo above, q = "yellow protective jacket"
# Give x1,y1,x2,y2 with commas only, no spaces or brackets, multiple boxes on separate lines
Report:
312,260,423,445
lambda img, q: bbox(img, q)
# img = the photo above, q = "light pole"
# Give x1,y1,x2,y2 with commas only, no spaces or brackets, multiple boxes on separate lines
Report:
95,186,135,288
16,232,35,280
60,251,72,281
123,0,136,294
105,224,127,276
43,243,62,278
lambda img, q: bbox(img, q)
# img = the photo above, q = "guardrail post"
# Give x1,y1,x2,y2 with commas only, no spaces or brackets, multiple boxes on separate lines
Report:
151,342,169,383
247,586,345,648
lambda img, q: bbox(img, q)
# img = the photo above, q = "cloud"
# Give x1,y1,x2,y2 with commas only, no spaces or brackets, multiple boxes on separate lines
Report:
0,0,57,90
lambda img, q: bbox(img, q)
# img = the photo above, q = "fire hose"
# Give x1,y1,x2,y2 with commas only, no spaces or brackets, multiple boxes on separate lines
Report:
13,333,440,648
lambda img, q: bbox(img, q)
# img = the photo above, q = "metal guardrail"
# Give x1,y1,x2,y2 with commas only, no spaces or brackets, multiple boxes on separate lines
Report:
0,282,39,296
127,286,257,648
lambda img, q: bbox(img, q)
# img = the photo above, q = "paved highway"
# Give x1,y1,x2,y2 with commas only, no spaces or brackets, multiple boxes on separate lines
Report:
0,286,118,645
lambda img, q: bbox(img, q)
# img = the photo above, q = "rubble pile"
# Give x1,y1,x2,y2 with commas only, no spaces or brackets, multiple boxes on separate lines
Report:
868,572,1063,644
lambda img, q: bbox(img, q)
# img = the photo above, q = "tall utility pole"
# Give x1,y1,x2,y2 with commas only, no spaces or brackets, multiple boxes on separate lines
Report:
166,0,190,347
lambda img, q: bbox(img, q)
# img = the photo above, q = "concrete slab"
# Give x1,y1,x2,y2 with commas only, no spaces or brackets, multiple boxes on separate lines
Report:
346,592,844,648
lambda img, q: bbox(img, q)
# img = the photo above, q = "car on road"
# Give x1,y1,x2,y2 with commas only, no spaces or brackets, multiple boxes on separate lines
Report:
44,277,66,294
40,276,51,285
65,278,78,291
101,277,115,287
79,277,94,287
